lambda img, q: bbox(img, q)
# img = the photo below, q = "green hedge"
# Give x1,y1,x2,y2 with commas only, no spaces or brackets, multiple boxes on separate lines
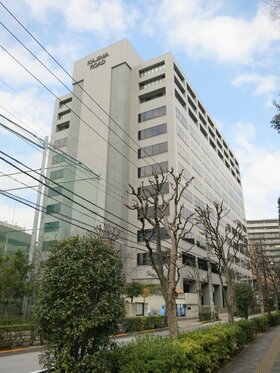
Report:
111,312,280,373
0,324,37,350
120,316,167,333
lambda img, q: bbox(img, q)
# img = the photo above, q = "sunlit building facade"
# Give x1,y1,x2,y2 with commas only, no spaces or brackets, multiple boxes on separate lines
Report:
39,40,252,313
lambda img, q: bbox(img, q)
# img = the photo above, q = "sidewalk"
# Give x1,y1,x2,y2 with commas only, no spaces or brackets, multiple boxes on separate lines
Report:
219,325,280,372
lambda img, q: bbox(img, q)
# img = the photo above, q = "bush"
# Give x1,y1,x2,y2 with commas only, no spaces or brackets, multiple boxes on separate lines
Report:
112,315,280,373
110,336,189,373
267,311,280,326
198,306,219,321
0,324,36,349
234,283,255,319
251,315,269,333
121,316,167,333
36,235,125,372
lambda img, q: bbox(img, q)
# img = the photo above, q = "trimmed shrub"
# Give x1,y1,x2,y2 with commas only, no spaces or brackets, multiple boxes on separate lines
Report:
110,336,190,373
251,315,269,333
0,324,36,349
199,306,219,321
121,316,167,333
267,311,280,326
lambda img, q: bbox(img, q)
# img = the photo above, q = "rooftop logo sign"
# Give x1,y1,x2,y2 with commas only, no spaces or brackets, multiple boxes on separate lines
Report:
87,52,109,70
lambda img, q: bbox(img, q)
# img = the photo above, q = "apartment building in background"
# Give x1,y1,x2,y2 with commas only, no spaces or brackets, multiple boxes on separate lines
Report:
39,40,252,314
247,219,280,260
0,220,31,257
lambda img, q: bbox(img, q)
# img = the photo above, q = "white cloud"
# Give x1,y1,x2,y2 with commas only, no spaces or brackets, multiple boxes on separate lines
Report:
146,0,280,65
23,0,139,38
232,73,278,95
0,87,53,137
231,122,280,219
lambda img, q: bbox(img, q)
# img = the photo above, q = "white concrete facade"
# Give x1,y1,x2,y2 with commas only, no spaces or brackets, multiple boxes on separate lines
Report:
39,40,252,312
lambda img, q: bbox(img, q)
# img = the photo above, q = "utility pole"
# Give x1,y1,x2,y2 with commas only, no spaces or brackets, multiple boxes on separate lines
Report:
23,136,48,317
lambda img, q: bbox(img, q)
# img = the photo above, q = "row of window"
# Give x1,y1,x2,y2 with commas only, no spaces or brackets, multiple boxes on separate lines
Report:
139,75,165,90
44,221,60,232
138,123,167,140
138,182,169,196
58,110,70,120
138,141,168,158
138,106,166,122
139,87,166,103
59,98,72,109
52,154,65,165
50,169,64,180
139,62,165,77
138,161,168,178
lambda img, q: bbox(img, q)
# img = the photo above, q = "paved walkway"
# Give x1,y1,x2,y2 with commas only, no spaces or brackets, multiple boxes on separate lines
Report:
219,325,280,373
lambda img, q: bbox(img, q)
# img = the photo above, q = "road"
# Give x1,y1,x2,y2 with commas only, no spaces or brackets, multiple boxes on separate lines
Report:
0,316,228,373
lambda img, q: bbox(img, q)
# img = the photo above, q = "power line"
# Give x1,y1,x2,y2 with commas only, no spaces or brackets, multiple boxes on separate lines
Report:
0,151,140,237
0,3,160,165
0,117,132,206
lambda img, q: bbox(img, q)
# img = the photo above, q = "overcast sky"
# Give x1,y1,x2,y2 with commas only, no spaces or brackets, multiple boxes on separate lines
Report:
0,0,279,230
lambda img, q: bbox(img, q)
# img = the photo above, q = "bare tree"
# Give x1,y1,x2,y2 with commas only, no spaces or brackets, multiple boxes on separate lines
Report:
266,258,280,310
183,255,203,309
94,224,121,245
195,201,245,323
246,244,266,315
127,168,194,338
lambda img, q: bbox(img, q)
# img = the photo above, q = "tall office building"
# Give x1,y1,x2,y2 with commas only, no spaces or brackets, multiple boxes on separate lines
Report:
247,219,280,260
39,40,251,310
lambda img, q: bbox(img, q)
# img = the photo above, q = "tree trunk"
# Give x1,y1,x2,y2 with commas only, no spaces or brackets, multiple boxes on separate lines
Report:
224,269,234,323
274,292,278,311
166,292,178,338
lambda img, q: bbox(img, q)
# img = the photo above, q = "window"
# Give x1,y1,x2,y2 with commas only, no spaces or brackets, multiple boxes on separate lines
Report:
174,76,185,95
56,121,69,132
59,98,72,109
52,154,65,165
139,62,165,77
182,252,196,266
176,107,188,129
138,182,169,196
138,106,166,122
182,232,195,244
135,303,144,316
175,89,186,108
138,161,168,178
139,74,165,90
42,240,57,251
137,253,152,265
197,258,207,271
174,63,185,83
139,88,165,103
138,123,167,140
138,205,170,220
138,142,167,158
58,110,70,120
54,137,68,148
50,169,64,180
187,84,196,99
48,186,63,197
188,108,198,124
44,221,60,232
46,203,61,214
137,227,169,242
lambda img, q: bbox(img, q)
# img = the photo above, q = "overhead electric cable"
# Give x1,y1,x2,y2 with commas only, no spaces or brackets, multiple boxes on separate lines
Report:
0,4,161,165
